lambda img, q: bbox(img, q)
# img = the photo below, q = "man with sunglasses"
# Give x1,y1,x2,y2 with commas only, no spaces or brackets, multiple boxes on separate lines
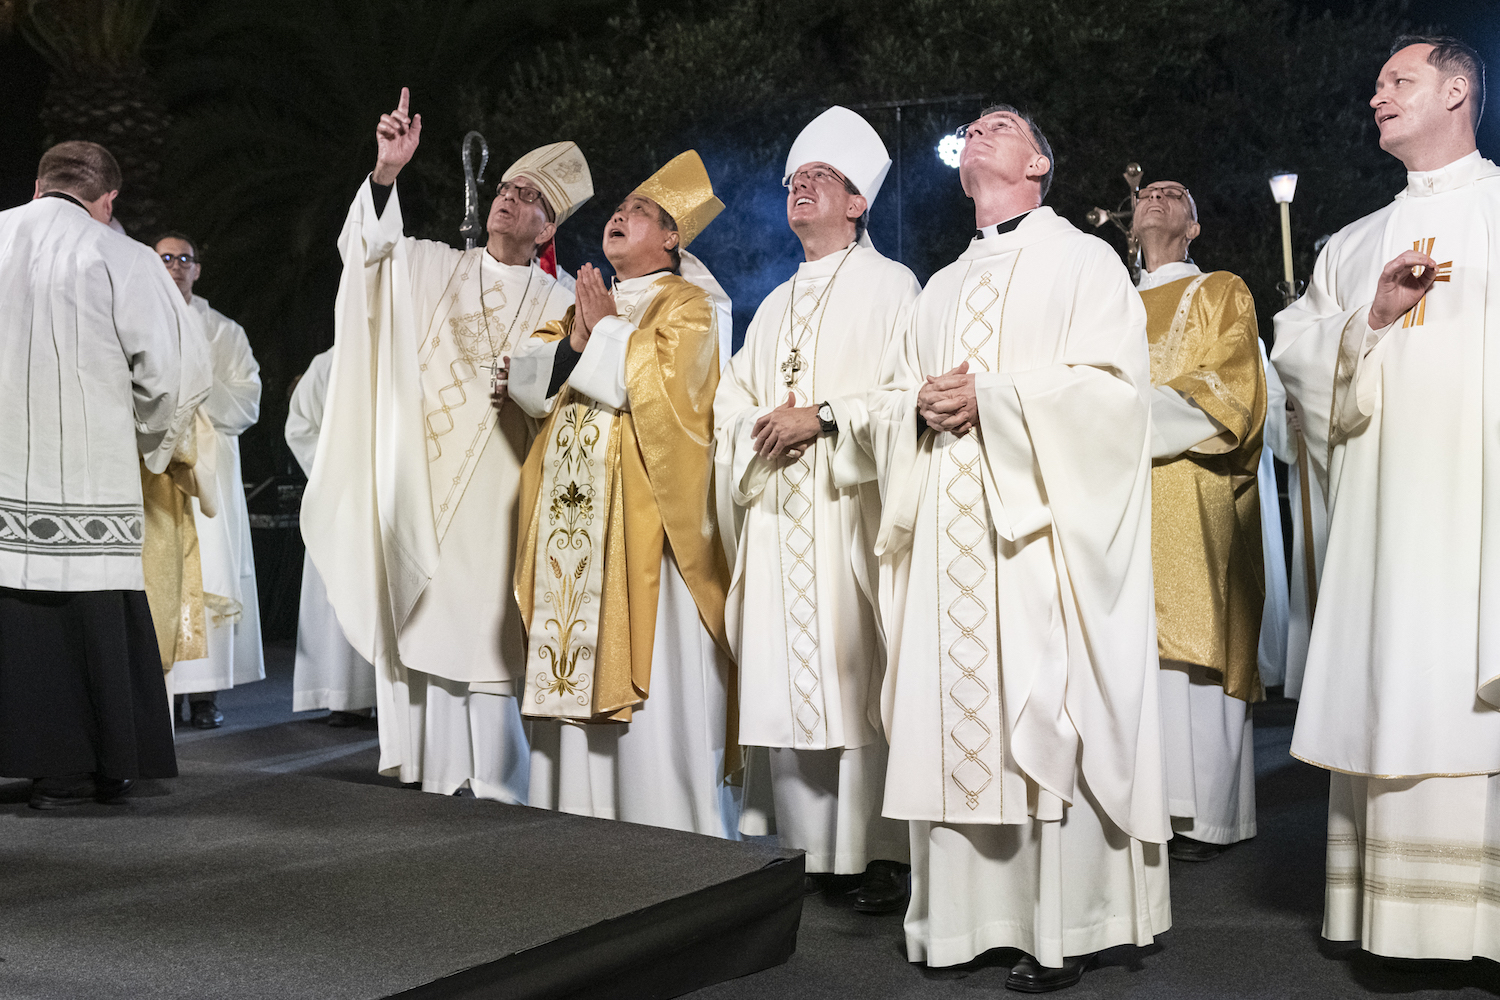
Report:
301,88,592,802
152,232,266,730
1131,181,1268,864
714,107,919,909
854,105,1169,991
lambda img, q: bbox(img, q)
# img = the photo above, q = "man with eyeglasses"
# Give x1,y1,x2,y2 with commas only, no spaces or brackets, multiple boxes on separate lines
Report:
713,106,918,908
301,88,592,801
1131,181,1268,864
152,232,266,730
0,141,211,808
853,105,1169,991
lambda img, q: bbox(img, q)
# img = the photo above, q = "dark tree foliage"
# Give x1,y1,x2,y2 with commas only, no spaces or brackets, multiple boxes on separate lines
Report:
145,0,1420,482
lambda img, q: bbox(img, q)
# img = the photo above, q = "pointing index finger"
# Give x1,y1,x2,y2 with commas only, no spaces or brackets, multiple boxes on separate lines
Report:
397,87,410,117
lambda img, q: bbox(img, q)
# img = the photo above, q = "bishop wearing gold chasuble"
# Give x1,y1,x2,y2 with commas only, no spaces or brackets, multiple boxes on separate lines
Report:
510,151,741,838
1134,180,1267,862
1272,38,1500,962
303,90,591,801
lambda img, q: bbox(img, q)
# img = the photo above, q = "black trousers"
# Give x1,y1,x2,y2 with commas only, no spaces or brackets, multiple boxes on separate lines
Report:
0,587,177,780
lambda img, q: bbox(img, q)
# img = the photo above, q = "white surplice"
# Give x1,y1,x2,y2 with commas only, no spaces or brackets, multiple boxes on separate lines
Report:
511,270,741,839
715,242,917,871
168,296,265,695
302,179,570,801
859,209,1170,967
287,349,375,713
1271,150,1500,958
0,196,210,591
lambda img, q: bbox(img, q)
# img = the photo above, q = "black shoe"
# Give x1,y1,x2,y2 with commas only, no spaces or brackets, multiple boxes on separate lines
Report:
190,701,224,729
327,710,368,728
852,860,911,914
29,774,97,810
93,776,134,804
1005,953,1094,993
1169,835,1223,862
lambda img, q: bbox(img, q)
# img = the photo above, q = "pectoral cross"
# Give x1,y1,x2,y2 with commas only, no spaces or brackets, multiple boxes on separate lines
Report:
781,348,805,389
1403,237,1454,329
483,356,507,393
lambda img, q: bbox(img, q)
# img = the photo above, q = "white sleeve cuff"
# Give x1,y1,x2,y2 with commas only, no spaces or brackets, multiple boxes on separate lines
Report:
509,336,562,418
570,316,633,410
1150,385,1227,460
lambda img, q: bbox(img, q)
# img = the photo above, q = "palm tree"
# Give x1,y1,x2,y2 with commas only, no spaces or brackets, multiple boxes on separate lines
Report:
3,0,170,236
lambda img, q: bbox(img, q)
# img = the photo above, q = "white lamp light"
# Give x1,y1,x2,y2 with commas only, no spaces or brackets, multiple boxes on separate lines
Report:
937,134,963,169
1269,173,1298,204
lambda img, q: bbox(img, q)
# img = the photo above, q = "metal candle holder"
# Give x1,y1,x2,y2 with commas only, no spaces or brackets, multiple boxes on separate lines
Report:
1086,162,1145,284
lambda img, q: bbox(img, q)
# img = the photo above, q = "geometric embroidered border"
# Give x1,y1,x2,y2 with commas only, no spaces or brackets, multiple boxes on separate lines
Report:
0,498,144,555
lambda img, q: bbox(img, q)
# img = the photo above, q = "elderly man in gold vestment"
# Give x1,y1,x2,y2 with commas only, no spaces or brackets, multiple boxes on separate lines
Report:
509,151,740,838
1134,180,1266,862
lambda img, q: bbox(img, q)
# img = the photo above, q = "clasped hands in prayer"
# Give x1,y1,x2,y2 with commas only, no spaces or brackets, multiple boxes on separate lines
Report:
918,362,979,437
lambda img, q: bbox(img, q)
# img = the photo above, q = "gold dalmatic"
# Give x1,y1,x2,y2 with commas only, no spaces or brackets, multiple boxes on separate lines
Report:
1401,237,1454,329
777,284,827,747
523,401,616,717
933,257,1018,814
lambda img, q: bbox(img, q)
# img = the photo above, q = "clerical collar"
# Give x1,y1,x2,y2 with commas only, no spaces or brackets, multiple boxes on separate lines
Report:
976,211,1031,241
40,190,89,212
1136,259,1201,291
1405,150,1491,198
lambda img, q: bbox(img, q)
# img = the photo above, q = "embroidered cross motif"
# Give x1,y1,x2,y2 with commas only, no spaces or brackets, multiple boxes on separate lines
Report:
1403,237,1454,329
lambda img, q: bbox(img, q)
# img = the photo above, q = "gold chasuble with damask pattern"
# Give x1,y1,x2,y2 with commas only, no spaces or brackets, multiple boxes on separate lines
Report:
1141,271,1266,702
514,275,733,724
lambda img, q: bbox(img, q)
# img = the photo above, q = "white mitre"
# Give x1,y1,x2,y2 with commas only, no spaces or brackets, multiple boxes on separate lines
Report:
502,141,593,225
783,106,892,206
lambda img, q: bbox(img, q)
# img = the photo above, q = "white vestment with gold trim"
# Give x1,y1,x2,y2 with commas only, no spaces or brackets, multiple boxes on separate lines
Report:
304,180,570,800
715,242,917,871
858,209,1170,967
1272,151,1500,958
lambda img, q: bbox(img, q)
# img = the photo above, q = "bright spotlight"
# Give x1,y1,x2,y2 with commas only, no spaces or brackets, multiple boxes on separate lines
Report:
937,134,963,169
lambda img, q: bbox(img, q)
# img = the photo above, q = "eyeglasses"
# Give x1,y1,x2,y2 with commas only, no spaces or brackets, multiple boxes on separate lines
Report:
1136,187,1191,203
783,166,848,190
160,253,197,267
496,180,545,205
953,114,1042,156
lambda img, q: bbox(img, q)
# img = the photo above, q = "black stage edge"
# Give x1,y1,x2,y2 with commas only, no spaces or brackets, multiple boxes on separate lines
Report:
398,856,804,1000
0,759,802,1000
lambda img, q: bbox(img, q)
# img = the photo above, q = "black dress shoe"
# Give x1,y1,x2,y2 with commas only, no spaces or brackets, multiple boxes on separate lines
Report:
29,774,97,810
1005,953,1094,993
1169,835,1223,862
94,776,134,804
852,860,911,914
190,700,224,729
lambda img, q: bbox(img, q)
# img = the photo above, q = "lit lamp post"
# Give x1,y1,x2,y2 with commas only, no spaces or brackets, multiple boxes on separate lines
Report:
1270,172,1299,306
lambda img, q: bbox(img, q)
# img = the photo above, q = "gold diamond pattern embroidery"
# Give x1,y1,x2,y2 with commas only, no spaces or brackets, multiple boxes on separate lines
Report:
779,282,825,746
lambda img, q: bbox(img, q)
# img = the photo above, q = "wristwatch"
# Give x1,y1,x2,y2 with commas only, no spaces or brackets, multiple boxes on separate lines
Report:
816,401,838,436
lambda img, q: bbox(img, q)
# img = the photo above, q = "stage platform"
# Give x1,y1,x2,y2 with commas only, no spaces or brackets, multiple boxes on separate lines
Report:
0,761,802,1000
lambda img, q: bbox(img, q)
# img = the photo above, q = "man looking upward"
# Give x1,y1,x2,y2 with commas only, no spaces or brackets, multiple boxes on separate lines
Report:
715,107,918,908
153,232,265,729
855,106,1170,991
1272,36,1500,963
510,152,740,838
1133,181,1267,862
302,88,592,800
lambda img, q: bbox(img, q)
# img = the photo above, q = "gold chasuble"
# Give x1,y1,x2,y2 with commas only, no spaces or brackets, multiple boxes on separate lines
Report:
1142,270,1267,701
514,277,732,723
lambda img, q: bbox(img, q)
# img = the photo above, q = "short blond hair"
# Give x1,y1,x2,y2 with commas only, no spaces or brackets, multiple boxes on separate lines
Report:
37,141,122,202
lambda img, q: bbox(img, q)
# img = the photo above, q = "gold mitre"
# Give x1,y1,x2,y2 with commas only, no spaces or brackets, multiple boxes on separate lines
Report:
630,150,724,248
501,141,593,226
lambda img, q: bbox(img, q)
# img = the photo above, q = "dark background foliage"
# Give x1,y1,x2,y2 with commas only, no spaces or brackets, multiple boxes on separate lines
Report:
1,0,1495,490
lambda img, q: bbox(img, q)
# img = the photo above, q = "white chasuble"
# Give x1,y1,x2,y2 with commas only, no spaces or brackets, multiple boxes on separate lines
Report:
860,209,1169,966
715,243,919,751
1272,151,1500,778
303,179,570,794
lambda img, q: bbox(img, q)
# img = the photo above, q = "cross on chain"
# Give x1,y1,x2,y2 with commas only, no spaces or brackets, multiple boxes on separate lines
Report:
781,348,806,389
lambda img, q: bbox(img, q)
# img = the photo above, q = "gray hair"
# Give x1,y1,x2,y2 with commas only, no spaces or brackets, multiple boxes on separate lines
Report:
979,104,1055,202
1391,34,1486,129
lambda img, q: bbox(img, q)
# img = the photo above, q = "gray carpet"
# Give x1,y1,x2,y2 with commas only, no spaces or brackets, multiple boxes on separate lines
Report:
9,644,1500,997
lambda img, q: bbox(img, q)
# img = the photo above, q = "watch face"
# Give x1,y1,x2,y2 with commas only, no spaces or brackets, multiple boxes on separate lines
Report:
818,403,833,421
